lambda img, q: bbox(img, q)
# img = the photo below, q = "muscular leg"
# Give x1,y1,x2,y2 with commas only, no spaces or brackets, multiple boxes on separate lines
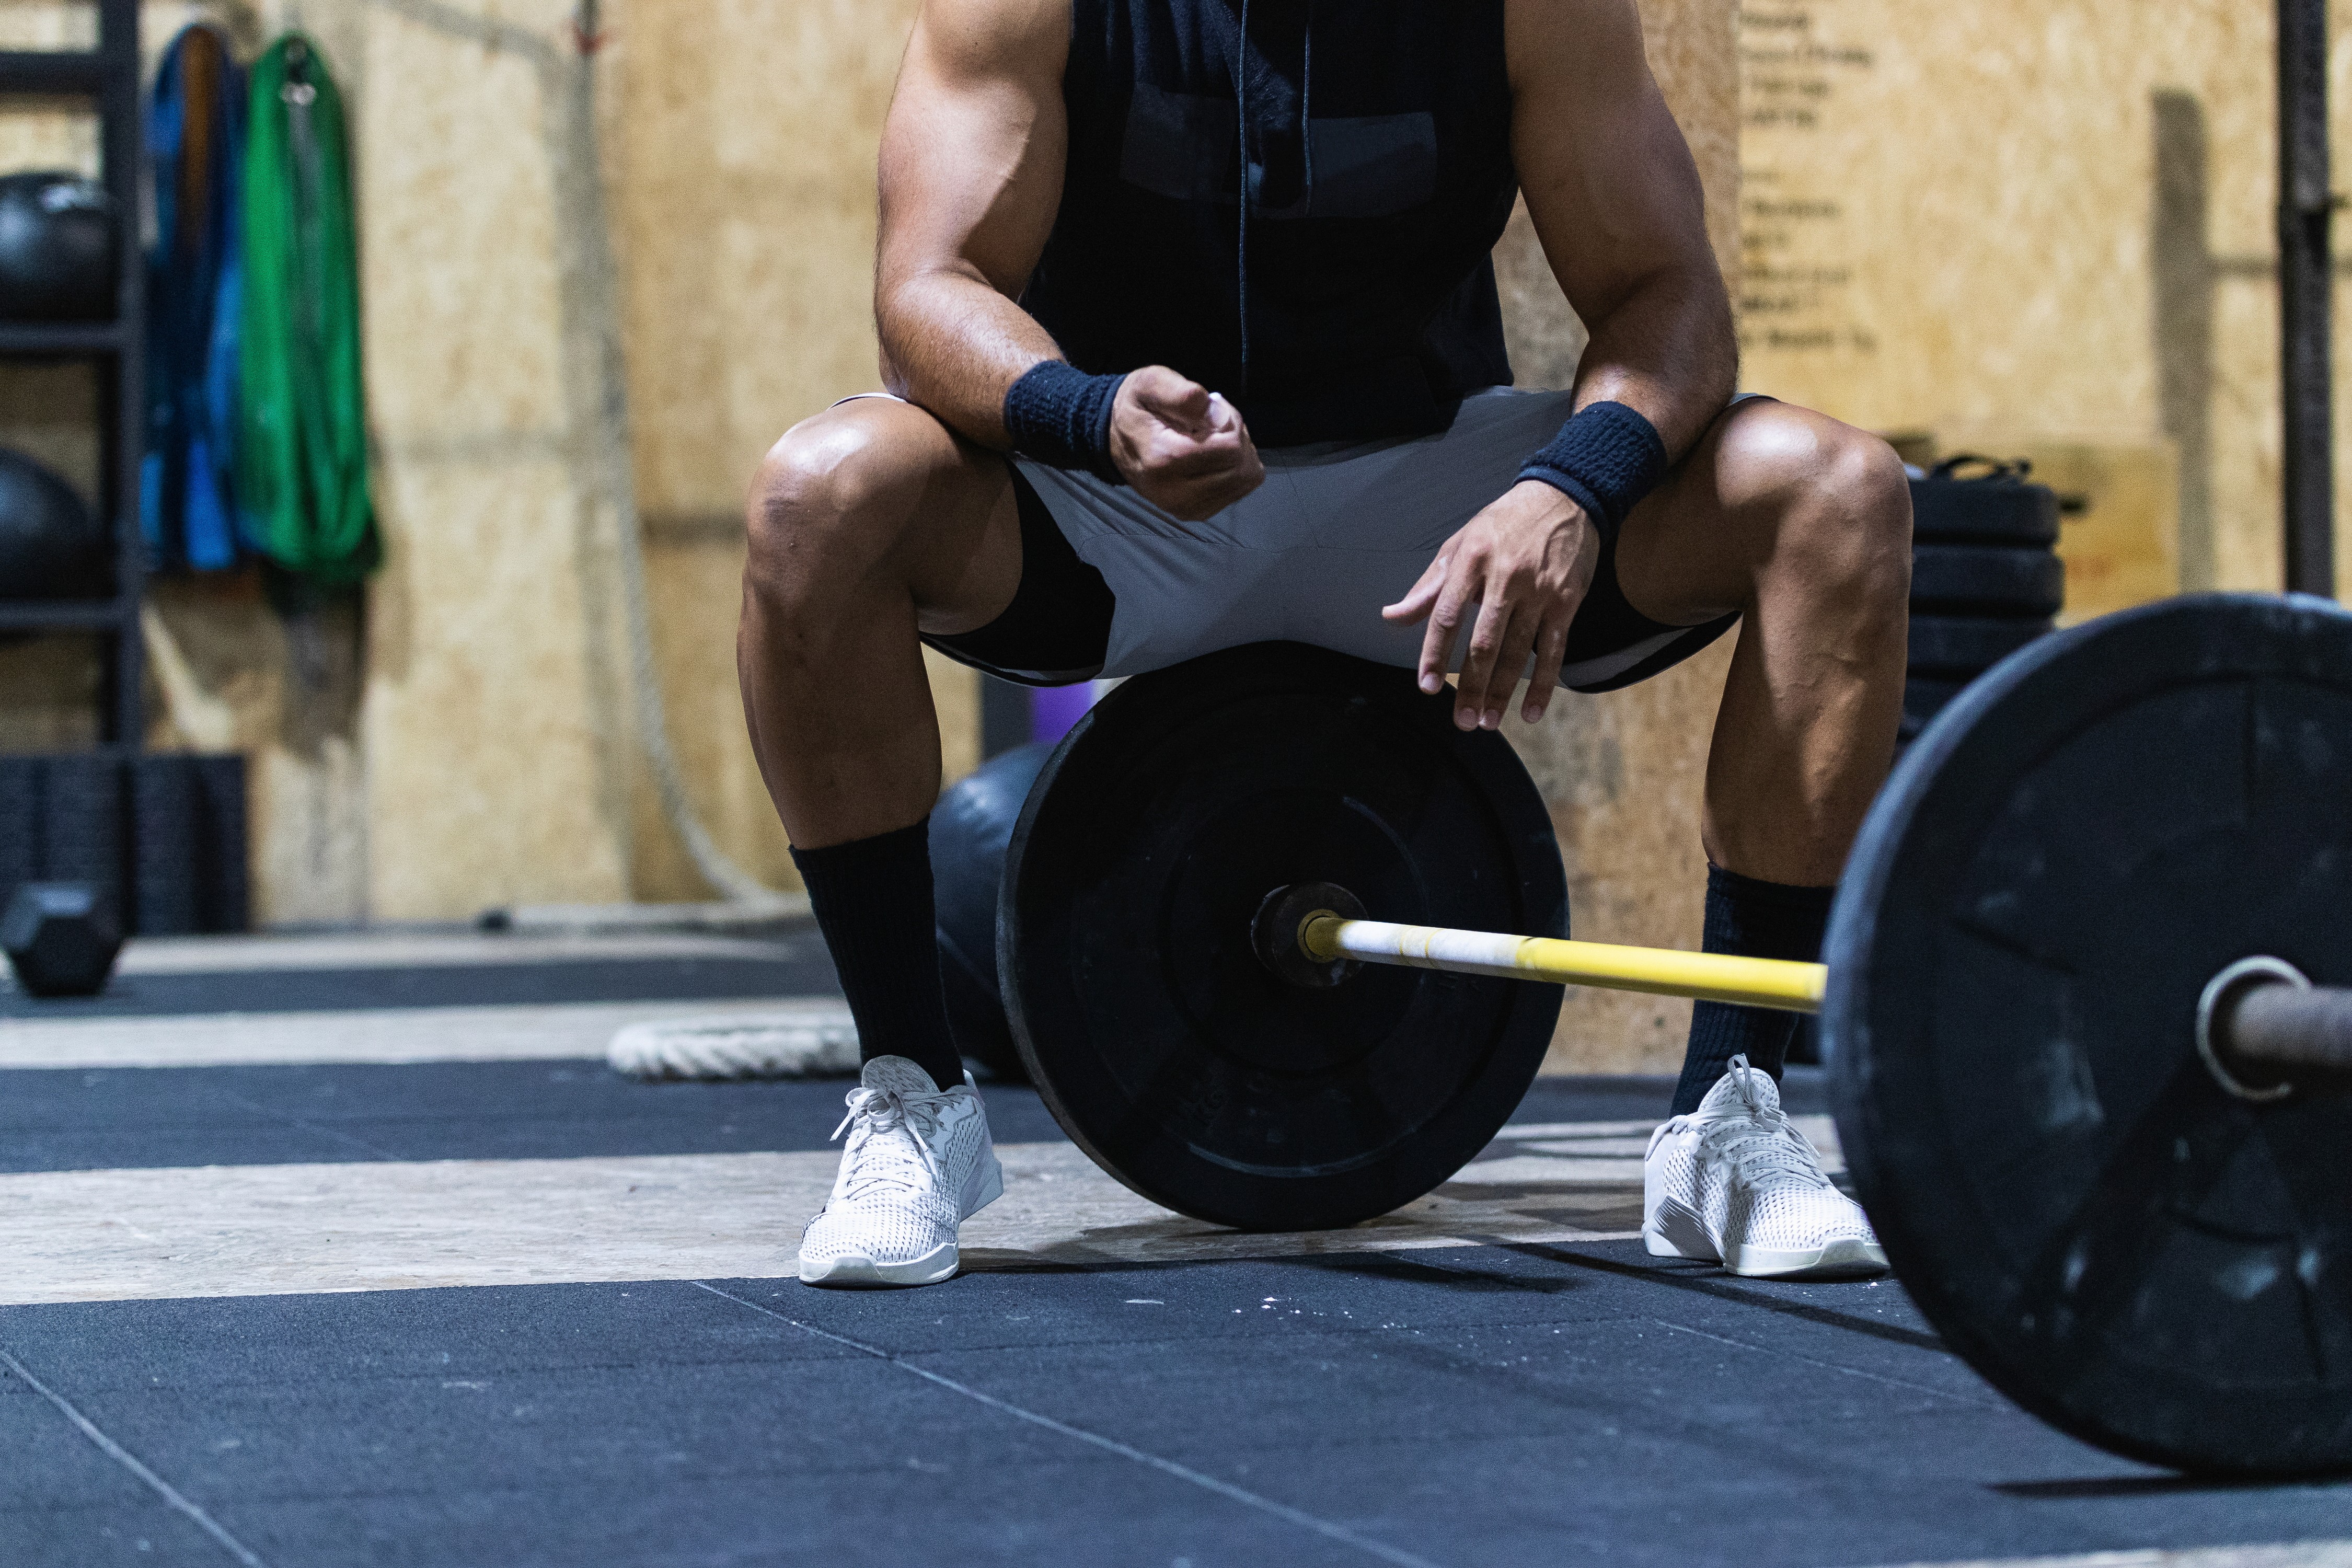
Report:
1609,400,1911,1112
739,397,1023,850
739,398,1023,1093
1612,399,1912,885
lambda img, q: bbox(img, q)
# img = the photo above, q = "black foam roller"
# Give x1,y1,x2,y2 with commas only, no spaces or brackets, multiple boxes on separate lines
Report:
0,755,38,910
38,753,126,913
192,753,249,932
130,753,250,936
132,755,199,936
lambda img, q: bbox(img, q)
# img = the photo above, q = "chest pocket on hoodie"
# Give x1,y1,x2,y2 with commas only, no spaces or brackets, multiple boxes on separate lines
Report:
1118,83,1437,220
1299,112,1436,218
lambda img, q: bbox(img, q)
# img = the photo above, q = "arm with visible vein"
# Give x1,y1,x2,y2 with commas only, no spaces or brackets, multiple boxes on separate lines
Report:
1507,0,1736,457
875,0,1071,447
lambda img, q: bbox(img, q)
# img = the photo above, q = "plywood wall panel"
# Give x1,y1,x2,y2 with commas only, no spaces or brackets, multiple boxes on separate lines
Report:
1738,0,2351,597
610,0,919,523
143,583,370,924
365,454,633,914
0,99,97,173
610,0,975,907
348,0,641,919
0,0,97,50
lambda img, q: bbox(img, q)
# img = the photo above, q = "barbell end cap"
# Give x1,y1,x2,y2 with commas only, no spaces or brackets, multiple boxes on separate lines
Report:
1298,912,1341,964
2197,956,2309,1103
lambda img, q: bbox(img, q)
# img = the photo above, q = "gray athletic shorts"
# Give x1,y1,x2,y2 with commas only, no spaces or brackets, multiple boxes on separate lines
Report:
889,385,1742,690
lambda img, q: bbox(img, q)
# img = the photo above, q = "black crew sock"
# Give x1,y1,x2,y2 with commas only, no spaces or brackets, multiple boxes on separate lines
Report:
1667,864,1836,1116
790,818,966,1094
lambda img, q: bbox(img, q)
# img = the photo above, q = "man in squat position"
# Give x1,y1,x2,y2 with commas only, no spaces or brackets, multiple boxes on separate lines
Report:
740,0,1911,1287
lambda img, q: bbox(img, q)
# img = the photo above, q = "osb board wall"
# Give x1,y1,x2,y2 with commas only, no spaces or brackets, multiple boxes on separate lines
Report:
0,0,976,920
1737,0,2352,598
607,0,978,904
1494,0,1742,1074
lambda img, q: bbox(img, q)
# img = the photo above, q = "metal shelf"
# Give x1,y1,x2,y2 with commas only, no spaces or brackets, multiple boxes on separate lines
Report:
0,600,135,633
0,0,144,747
0,321,124,357
0,50,107,95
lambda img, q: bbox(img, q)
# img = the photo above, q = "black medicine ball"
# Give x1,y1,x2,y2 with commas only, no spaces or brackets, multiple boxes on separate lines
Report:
0,448,109,600
0,171,120,321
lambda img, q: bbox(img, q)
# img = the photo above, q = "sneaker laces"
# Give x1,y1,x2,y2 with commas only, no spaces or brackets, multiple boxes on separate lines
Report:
830,1083,955,1199
1699,1055,1832,1190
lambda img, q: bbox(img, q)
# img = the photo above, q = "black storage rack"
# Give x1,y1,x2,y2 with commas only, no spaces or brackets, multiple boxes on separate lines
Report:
0,0,146,748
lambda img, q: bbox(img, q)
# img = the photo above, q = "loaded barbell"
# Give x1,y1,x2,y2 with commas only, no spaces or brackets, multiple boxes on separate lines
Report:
997,593,2352,1480
1261,901,2350,1087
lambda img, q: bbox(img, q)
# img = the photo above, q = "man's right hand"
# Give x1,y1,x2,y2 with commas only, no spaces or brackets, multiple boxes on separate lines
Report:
1108,366,1265,522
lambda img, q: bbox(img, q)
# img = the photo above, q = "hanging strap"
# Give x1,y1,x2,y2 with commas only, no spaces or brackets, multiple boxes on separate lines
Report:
238,32,377,586
141,24,246,573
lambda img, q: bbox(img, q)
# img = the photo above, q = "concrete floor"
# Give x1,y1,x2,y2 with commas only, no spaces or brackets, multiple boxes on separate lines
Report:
3,929,2347,1567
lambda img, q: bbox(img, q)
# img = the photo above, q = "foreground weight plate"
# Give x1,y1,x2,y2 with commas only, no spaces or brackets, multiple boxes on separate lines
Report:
1002,642,1567,1230
1828,593,2352,1477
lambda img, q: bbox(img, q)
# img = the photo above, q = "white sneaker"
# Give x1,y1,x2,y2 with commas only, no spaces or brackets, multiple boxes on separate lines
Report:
798,1055,1004,1288
1643,1055,1886,1279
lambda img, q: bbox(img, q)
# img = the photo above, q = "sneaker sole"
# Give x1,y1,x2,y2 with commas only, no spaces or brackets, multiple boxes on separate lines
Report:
1642,1201,1721,1264
962,1153,1004,1219
799,1240,959,1288
1720,1236,1888,1279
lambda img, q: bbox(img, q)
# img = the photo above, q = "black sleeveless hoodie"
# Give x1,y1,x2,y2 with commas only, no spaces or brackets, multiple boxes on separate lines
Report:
1022,0,1519,447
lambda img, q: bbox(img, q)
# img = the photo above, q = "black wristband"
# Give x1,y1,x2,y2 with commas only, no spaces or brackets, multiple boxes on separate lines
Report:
1517,400,1670,545
1002,361,1128,482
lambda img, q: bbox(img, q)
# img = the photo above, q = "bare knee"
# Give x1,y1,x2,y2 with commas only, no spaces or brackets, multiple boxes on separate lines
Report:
1725,406,1912,615
743,403,952,613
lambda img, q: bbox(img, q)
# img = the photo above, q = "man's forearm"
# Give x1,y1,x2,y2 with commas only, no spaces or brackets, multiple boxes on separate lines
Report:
877,266,1065,449
1567,264,1738,462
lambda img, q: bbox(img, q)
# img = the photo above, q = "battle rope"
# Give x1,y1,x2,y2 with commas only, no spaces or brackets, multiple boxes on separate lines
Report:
567,0,791,908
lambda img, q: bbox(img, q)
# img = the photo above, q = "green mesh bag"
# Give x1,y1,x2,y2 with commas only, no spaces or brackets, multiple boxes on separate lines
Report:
237,34,376,584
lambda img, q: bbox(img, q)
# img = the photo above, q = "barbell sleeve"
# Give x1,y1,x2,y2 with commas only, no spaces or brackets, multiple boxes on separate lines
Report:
2223,983,2352,1074
1298,915,1828,1014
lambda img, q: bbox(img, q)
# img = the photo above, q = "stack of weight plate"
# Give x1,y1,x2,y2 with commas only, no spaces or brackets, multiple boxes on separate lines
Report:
1904,456,2065,746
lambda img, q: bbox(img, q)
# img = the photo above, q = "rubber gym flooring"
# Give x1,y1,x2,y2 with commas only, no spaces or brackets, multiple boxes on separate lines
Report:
3,928,2347,1567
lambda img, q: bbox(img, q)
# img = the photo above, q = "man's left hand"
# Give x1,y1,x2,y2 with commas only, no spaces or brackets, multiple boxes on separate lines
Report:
1382,480,1602,731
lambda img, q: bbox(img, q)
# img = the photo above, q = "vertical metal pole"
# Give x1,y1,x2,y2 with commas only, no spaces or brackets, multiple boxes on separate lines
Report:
2278,0,2335,597
101,0,145,745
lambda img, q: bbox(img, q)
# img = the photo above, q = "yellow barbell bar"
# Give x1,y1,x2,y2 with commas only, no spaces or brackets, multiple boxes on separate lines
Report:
1297,913,1827,1014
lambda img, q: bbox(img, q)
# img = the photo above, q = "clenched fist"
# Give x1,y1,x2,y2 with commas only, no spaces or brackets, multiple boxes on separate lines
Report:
1109,366,1265,522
